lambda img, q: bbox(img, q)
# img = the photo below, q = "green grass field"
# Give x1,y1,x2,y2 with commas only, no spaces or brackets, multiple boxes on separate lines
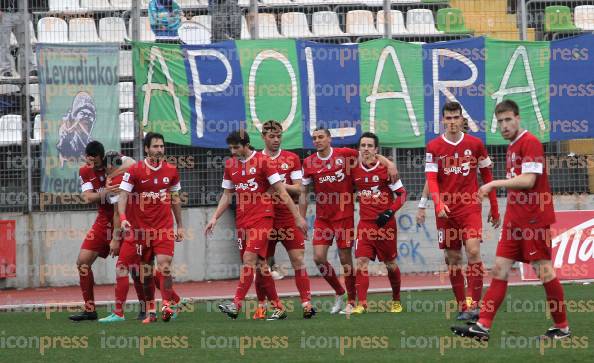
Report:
1,284,592,362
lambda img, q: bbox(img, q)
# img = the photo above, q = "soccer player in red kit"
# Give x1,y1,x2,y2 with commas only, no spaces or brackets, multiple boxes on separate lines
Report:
205,130,307,320
69,141,119,321
99,132,185,323
252,121,315,320
425,102,500,320
452,100,570,341
300,128,398,314
351,132,406,314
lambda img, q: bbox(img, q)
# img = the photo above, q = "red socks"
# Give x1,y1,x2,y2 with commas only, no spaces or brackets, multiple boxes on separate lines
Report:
114,273,129,316
344,269,357,306
233,265,255,308
317,262,346,296
466,262,484,307
355,268,369,307
159,269,174,304
294,268,312,304
448,265,468,311
78,265,95,312
254,269,268,305
544,278,568,329
478,278,508,329
155,269,180,304
387,266,401,301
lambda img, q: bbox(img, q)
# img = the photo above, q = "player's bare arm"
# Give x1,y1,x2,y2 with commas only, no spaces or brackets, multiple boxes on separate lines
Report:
272,181,308,237
117,189,131,232
375,154,399,183
298,183,311,218
204,188,233,235
171,191,184,242
479,173,537,198
109,206,121,257
416,180,429,225
284,179,302,198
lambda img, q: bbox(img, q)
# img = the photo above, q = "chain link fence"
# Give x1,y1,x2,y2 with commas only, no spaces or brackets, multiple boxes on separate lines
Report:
0,0,592,214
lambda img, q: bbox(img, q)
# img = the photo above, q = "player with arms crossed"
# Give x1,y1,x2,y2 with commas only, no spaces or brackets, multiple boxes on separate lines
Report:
100,132,185,323
452,100,570,341
300,127,398,314
205,130,308,320
252,121,315,319
351,132,407,314
424,102,500,320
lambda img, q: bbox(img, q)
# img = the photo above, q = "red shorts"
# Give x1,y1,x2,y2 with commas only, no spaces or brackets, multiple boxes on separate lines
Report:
237,217,273,259
436,212,482,250
496,223,552,263
267,218,305,258
355,220,397,262
81,220,113,258
313,217,355,249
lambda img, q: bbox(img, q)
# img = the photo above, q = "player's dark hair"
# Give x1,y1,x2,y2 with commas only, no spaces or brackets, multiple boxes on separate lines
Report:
103,150,123,167
495,100,520,116
262,120,283,135
358,132,379,148
226,129,250,146
85,141,105,159
144,132,165,149
442,101,463,117
313,127,331,137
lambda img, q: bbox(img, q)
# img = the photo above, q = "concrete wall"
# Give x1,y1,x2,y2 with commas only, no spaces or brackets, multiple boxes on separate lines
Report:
1,195,593,289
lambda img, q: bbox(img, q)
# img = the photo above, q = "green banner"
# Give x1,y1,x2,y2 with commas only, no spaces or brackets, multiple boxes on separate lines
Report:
38,44,120,193
236,40,303,150
359,39,425,147
485,39,551,145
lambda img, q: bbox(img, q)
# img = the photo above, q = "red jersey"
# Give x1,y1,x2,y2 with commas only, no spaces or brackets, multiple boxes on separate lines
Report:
119,159,181,231
79,164,112,225
504,130,555,227
222,150,281,228
302,147,359,221
353,161,405,221
262,149,302,223
425,133,492,218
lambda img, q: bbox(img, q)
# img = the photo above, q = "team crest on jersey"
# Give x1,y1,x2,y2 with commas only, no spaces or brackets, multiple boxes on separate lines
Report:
154,178,158,184
123,173,130,182
281,163,289,170
99,176,105,182
464,149,472,156
249,167,256,175
163,177,170,184
336,159,343,166
372,175,379,182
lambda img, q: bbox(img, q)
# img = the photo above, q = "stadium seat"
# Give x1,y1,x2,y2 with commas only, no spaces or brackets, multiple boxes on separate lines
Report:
38,17,70,43
238,0,252,6
119,50,133,77
99,17,128,43
346,10,380,36
436,8,471,34
574,5,594,31
0,84,19,95
241,16,251,39
120,112,135,142
28,84,40,112
32,114,42,145
119,82,134,109
261,0,293,5
0,115,22,146
312,11,345,37
178,22,211,44
406,9,442,35
191,15,212,29
49,0,83,12
377,10,408,35
130,17,156,42
80,0,112,11
69,18,101,43
281,12,313,38
544,6,578,33
257,13,283,39
110,0,132,10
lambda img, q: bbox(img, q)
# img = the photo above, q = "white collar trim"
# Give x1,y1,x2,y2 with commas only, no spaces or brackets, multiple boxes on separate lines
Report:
144,158,163,171
317,147,333,161
263,148,281,160
442,132,465,146
509,130,528,146
240,150,257,163
361,160,380,172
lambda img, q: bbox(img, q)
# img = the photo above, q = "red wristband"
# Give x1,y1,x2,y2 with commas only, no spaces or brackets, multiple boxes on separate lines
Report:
119,213,127,222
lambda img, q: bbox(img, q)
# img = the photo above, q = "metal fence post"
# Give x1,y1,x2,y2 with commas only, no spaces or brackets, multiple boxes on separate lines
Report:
518,0,528,41
21,0,33,213
383,0,392,39
131,0,143,160
250,0,259,39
